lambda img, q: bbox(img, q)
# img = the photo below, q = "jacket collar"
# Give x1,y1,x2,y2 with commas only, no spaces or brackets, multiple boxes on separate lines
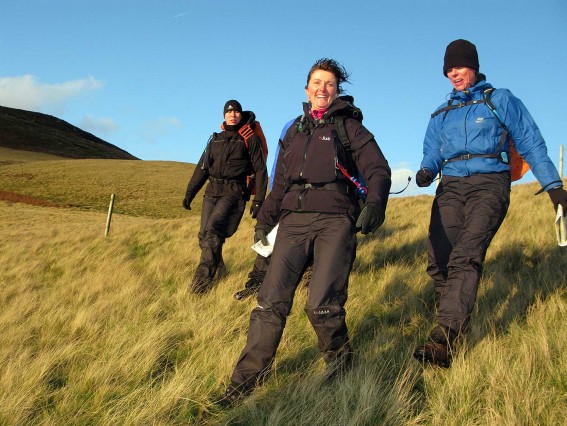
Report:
450,79,493,101
302,95,359,122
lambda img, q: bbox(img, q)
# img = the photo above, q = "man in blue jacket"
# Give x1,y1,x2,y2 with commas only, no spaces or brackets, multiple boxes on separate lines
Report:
414,39,567,367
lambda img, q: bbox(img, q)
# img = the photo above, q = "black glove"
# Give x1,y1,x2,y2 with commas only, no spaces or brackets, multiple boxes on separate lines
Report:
254,224,271,246
415,168,434,187
182,194,192,210
548,187,567,215
356,203,385,235
249,201,262,219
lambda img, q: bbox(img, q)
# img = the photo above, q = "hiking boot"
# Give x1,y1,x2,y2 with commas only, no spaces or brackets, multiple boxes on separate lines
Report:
215,384,251,408
234,276,262,300
413,325,457,368
323,346,353,381
413,342,452,368
189,274,213,294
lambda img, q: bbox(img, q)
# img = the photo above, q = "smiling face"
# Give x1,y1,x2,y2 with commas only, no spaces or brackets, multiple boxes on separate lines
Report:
447,67,477,92
305,69,339,110
224,110,242,126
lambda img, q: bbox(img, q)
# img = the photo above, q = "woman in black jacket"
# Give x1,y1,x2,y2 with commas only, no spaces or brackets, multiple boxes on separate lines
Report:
220,59,392,405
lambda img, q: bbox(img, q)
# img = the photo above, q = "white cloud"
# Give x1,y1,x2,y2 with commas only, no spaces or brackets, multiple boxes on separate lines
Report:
141,117,182,144
80,114,118,135
0,74,104,113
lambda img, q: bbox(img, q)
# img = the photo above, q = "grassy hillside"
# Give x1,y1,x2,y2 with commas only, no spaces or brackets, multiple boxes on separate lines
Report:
0,157,198,218
0,146,65,166
0,153,565,425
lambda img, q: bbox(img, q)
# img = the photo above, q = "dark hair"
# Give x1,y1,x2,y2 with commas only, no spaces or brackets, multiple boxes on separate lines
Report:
306,58,350,93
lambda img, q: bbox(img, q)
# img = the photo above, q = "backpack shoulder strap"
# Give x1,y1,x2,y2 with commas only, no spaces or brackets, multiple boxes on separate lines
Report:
332,114,373,152
333,115,351,151
431,96,489,119
281,115,303,148
482,88,510,156
483,88,508,131
431,99,454,119
238,123,255,149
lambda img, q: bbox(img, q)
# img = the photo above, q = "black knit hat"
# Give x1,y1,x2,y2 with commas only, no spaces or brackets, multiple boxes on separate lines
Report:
223,100,242,115
443,39,479,76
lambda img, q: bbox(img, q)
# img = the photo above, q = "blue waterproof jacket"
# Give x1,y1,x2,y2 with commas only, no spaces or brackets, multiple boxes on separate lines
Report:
421,79,562,192
268,118,295,191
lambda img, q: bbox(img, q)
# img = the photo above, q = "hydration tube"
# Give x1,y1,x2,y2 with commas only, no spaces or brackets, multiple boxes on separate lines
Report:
389,176,412,195
336,163,412,197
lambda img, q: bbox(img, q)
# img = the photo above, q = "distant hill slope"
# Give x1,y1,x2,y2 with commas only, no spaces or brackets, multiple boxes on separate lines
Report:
0,105,138,160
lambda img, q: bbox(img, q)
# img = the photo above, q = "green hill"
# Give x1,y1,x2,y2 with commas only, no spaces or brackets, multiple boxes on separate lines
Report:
0,153,565,425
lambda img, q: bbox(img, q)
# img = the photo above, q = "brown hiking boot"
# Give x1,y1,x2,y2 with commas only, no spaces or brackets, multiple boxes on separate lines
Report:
214,384,252,408
413,341,451,368
413,325,457,368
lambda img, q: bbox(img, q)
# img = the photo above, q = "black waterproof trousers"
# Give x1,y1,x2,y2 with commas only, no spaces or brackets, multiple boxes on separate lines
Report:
196,195,246,280
427,173,510,332
230,212,356,389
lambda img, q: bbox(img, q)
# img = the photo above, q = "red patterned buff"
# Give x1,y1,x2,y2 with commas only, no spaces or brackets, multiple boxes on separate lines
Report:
310,108,327,120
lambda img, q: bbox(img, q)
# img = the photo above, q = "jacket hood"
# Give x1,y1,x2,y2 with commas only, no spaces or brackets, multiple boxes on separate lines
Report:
240,110,256,125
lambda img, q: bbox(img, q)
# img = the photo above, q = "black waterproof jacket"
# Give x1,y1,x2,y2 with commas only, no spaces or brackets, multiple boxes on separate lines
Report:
184,111,268,202
258,97,391,227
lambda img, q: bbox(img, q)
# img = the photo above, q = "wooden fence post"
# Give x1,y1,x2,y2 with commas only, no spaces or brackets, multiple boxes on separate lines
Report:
105,194,115,237
560,144,564,179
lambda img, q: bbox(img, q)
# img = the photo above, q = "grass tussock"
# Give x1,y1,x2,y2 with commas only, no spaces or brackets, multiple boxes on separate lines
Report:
0,155,565,425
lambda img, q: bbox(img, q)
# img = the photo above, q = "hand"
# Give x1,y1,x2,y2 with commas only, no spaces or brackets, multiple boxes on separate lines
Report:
182,195,192,210
548,187,567,215
356,203,385,235
254,226,270,246
416,168,434,187
249,201,262,219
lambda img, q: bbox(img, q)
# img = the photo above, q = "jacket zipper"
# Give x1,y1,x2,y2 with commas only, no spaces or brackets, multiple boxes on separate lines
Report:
299,131,314,180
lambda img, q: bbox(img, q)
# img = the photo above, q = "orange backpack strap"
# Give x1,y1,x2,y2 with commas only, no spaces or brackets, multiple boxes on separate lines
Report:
238,124,255,149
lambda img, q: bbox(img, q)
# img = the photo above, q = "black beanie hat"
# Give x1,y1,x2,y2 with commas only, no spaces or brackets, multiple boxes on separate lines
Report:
223,100,242,115
443,39,479,76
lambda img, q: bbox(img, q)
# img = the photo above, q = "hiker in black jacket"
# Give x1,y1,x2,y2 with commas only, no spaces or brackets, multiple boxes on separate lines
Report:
183,100,268,293
219,59,391,405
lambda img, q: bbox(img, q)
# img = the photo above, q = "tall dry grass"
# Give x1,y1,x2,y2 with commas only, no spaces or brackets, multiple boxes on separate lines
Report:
0,157,565,425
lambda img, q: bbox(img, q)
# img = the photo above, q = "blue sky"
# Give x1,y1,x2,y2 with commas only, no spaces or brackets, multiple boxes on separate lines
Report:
1,0,566,196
